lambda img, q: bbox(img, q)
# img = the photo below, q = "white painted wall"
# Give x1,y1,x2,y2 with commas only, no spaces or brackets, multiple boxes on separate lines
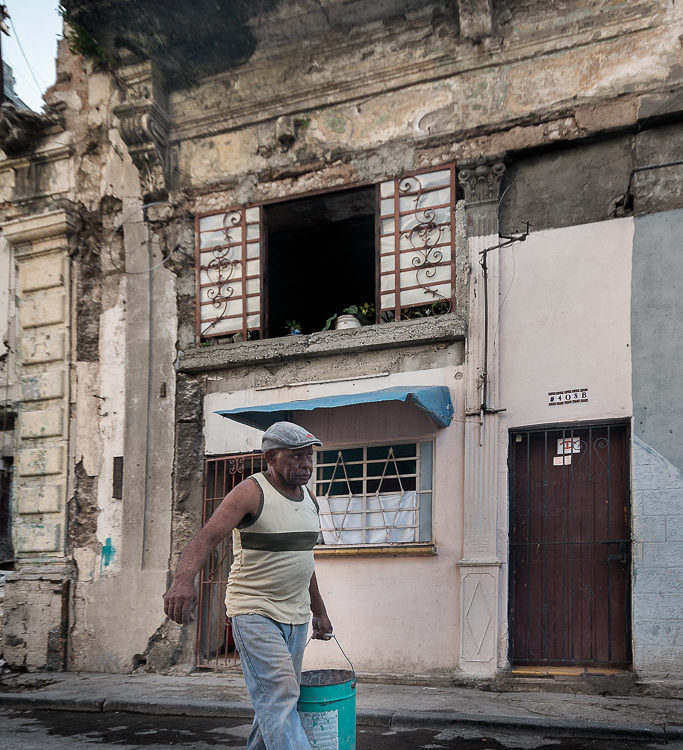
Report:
496,218,634,665
204,365,466,676
498,219,633,428
95,283,126,575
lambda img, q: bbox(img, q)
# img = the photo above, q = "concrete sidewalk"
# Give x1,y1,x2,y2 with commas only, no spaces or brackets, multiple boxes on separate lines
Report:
0,669,681,742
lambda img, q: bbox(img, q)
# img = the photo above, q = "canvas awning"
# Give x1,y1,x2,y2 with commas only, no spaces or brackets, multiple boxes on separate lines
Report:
216,385,454,430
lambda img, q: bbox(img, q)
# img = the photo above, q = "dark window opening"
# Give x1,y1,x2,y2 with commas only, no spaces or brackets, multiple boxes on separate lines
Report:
112,456,124,499
264,186,376,338
0,456,13,563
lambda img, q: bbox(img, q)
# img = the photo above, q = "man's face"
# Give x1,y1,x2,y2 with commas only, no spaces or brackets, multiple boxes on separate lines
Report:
267,446,314,486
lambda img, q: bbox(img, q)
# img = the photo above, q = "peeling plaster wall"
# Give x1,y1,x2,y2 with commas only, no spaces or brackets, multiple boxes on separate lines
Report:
0,34,183,672
0,233,18,443
0,236,12,365
171,0,679,205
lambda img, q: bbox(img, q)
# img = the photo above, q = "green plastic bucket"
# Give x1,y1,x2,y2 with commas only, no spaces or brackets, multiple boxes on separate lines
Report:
298,636,356,750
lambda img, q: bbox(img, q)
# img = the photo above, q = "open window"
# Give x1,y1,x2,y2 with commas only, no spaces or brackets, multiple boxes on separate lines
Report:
264,187,376,337
196,164,456,341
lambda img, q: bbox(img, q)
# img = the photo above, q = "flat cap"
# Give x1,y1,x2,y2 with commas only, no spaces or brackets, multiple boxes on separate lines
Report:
261,421,322,451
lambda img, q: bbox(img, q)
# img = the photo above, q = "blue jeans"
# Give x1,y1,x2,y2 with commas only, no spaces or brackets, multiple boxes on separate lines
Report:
231,614,312,750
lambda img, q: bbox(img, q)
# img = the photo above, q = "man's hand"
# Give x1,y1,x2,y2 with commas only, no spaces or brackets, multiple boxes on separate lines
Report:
163,578,198,624
311,612,333,640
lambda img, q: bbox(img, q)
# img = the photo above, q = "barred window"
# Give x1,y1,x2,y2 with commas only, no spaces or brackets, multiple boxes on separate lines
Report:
195,165,456,341
314,441,433,546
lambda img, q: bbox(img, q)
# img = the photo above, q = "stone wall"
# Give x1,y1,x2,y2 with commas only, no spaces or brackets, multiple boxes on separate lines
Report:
0,211,75,671
631,209,683,677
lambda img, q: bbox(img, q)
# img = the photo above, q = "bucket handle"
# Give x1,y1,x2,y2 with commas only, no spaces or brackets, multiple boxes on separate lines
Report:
305,633,356,689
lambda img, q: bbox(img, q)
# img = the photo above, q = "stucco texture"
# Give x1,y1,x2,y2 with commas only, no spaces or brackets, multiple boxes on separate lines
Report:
631,209,683,677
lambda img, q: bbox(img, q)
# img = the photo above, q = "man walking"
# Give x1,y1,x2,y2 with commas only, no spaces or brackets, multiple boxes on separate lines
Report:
164,421,332,750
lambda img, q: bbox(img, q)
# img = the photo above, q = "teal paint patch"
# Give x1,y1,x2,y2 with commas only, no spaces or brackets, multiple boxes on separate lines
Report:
101,537,115,570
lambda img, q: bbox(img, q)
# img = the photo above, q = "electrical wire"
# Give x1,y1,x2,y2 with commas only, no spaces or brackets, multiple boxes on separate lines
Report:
8,14,45,97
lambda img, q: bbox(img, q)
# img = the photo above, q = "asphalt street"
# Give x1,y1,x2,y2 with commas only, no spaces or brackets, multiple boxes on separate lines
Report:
1,708,681,750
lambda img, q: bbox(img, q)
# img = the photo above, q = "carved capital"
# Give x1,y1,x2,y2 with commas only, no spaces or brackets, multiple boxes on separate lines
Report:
114,62,171,201
458,156,506,206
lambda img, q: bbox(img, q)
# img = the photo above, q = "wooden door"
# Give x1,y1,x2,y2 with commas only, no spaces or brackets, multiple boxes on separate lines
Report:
508,423,631,667
196,452,264,669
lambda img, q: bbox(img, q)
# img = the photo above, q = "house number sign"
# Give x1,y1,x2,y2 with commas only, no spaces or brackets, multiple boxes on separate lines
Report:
548,388,589,406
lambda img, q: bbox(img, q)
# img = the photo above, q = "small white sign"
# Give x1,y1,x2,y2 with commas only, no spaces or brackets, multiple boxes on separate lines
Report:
553,455,572,466
557,438,581,455
548,388,589,406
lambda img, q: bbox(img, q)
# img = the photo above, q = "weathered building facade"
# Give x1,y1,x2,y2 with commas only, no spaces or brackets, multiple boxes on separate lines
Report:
0,0,681,681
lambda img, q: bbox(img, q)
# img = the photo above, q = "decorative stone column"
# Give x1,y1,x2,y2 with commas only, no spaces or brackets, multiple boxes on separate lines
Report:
1,209,76,670
457,156,506,676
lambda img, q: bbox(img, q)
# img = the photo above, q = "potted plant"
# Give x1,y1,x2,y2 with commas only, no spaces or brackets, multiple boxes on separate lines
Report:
323,303,375,331
285,320,303,335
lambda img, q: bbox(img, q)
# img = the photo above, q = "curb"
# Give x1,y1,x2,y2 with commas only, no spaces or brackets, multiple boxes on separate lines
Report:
0,693,104,712
386,709,674,740
103,697,254,719
1,692,680,740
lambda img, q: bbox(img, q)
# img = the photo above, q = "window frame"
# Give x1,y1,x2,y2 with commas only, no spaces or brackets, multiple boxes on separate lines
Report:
312,438,434,551
195,164,457,342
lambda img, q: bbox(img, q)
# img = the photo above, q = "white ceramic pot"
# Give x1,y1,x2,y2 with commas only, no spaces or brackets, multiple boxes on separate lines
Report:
335,314,361,330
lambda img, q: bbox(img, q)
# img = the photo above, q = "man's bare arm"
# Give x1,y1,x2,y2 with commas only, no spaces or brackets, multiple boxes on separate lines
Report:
309,571,333,639
163,479,260,624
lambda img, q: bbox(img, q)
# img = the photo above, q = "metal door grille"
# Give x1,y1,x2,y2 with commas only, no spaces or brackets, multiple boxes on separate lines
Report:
508,423,631,667
196,452,265,669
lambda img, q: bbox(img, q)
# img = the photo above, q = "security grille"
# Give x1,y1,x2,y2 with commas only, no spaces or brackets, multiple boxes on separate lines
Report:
508,423,631,666
196,452,265,669
196,206,263,340
315,442,433,545
378,165,456,320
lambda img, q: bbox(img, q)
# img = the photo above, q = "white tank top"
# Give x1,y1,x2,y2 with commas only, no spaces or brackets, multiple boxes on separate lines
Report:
225,472,320,624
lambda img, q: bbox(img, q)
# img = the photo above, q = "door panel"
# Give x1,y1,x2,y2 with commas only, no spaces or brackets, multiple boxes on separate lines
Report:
509,424,631,667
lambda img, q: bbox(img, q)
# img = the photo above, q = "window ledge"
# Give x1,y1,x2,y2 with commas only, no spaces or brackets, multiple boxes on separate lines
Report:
314,543,437,557
179,314,466,373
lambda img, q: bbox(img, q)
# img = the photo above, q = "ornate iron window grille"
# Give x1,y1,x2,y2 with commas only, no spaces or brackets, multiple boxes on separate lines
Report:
200,210,243,337
196,205,262,340
398,175,453,313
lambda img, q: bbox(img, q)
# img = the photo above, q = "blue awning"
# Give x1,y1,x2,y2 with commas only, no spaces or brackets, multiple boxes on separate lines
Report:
216,386,454,430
